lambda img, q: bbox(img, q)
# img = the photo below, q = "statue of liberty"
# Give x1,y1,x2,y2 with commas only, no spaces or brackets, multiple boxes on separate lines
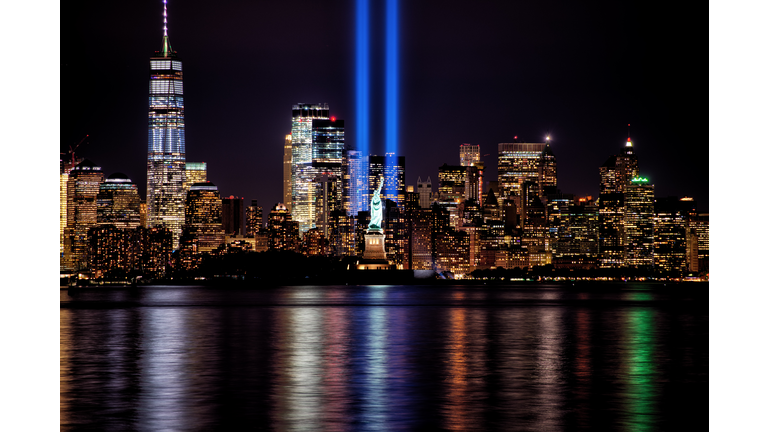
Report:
368,176,384,230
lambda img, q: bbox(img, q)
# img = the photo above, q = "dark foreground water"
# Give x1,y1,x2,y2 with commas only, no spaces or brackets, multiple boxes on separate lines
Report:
60,283,708,431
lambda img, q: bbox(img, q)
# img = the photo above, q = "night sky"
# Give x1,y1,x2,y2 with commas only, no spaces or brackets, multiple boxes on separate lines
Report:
61,0,708,213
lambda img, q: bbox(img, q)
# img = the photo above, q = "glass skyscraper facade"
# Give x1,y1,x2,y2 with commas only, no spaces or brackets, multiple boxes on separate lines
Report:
290,103,330,233
312,119,345,228
147,6,186,249
346,150,365,214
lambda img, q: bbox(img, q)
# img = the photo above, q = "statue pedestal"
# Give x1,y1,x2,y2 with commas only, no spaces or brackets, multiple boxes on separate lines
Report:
357,229,392,270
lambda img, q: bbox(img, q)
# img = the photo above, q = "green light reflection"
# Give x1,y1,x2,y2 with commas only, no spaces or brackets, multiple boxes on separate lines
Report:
622,308,658,432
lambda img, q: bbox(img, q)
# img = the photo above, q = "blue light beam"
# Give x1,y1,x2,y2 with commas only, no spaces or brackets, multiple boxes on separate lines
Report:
356,0,370,207
385,0,399,198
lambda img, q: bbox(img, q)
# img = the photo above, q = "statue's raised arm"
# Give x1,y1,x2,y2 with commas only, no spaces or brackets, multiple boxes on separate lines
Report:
368,176,384,230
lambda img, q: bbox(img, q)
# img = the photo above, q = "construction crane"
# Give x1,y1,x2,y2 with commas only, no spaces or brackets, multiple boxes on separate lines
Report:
62,135,88,168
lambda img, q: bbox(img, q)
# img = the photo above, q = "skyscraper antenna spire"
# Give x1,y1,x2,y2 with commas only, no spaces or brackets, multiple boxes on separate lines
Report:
626,123,633,147
161,0,173,57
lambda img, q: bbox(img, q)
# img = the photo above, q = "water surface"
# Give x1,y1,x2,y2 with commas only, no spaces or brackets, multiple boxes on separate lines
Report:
61,283,708,431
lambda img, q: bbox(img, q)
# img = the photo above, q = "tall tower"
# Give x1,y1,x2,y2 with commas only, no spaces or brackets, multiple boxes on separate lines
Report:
312,118,345,224
598,135,640,268
147,0,186,249
600,138,638,194
291,103,330,233
283,134,292,211
624,177,655,270
346,149,365,214
60,156,83,270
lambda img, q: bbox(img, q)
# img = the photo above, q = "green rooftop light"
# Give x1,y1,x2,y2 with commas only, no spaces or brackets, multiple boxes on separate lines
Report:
631,176,649,183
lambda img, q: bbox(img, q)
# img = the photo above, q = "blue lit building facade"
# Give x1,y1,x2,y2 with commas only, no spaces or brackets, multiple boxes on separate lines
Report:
147,4,186,249
365,154,405,207
346,150,365,214
312,118,345,228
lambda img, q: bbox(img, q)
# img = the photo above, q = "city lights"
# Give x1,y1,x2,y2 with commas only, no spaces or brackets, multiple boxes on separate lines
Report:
60,0,708,282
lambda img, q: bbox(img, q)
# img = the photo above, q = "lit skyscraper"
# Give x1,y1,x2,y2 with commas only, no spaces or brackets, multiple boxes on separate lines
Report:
184,182,224,253
291,103,330,233
688,212,709,273
268,203,300,251
183,162,207,192
497,141,556,218
498,142,545,200
312,118,345,225
246,199,263,236
654,196,691,275
624,177,655,270
599,138,638,194
438,163,466,203
147,0,186,249
97,173,141,229
460,143,484,206
283,134,292,211
541,137,557,191
598,136,640,268
60,156,83,270
64,160,105,271
460,143,480,167
346,150,365,214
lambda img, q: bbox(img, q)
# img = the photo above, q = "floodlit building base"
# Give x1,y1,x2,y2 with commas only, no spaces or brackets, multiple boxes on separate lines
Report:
357,229,392,270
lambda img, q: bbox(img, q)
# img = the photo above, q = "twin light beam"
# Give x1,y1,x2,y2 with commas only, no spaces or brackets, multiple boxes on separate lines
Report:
357,0,399,202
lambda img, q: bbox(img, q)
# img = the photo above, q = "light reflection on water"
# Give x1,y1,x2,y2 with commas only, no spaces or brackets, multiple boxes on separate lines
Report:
622,308,659,432
60,284,708,431
137,307,190,431
534,307,564,431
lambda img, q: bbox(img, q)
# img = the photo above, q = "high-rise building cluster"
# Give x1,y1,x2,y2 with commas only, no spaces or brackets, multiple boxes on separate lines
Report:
277,120,707,277
62,4,708,281
59,5,272,280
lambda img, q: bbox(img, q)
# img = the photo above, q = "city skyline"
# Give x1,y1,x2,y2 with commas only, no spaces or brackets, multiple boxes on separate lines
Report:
62,0,708,218
6,0,764,427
